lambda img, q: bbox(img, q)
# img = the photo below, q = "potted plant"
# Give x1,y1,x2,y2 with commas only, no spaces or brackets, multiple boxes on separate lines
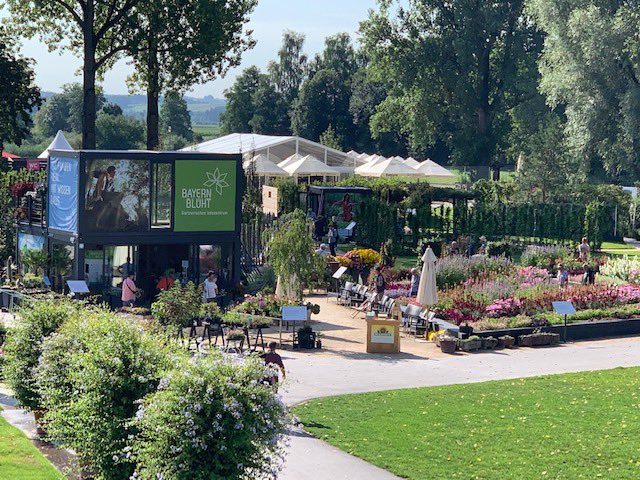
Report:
482,336,498,350
297,325,316,349
226,330,245,352
306,302,320,319
315,332,323,349
498,335,515,348
458,335,482,352
438,335,457,354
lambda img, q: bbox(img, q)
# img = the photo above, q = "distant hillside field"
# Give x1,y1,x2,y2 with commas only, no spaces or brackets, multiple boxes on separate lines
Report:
41,92,226,125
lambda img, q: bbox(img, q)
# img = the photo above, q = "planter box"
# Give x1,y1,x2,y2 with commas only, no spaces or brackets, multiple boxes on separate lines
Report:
498,335,515,348
458,339,482,352
440,339,457,354
519,332,561,347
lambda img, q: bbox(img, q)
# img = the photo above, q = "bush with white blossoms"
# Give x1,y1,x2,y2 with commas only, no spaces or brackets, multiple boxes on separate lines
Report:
36,309,179,480
130,353,291,480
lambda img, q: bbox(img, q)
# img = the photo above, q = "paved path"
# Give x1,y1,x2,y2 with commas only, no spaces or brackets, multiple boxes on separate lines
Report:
278,336,640,479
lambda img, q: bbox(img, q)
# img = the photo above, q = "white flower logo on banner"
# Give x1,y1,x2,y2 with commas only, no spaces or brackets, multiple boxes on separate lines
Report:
203,168,229,195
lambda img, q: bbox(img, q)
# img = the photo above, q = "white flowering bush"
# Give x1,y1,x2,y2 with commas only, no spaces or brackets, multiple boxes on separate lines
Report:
600,256,640,283
130,353,291,480
36,310,180,480
3,298,81,411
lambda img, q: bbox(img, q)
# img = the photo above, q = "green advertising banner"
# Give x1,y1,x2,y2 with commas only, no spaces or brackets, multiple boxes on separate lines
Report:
174,160,237,231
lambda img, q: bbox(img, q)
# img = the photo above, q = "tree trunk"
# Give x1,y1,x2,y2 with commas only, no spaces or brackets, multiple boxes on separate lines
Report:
82,0,97,149
146,34,160,150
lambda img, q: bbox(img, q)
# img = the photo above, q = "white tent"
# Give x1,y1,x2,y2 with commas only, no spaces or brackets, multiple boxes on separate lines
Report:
414,159,455,178
360,158,424,178
243,154,288,177
354,155,386,175
282,154,340,183
38,130,72,159
390,155,405,162
278,153,305,169
403,157,421,168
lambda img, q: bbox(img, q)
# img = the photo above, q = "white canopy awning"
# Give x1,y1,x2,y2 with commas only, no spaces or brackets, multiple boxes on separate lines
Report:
39,130,72,158
282,155,340,177
359,158,424,178
243,154,288,176
278,153,305,169
403,157,420,168
414,159,456,178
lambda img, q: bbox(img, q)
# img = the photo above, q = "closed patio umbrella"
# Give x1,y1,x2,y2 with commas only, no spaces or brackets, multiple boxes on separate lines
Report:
417,246,438,306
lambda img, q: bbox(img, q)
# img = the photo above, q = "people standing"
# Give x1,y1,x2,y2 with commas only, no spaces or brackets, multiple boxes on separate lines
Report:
374,266,386,302
314,215,327,240
121,272,138,307
202,271,219,303
578,237,591,261
264,341,286,391
327,223,338,256
557,263,569,289
410,267,419,297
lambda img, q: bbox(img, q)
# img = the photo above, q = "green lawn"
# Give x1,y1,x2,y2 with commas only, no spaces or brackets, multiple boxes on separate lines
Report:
295,368,640,480
0,410,62,480
603,250,640,257
601,241,636,250
193,124,221,141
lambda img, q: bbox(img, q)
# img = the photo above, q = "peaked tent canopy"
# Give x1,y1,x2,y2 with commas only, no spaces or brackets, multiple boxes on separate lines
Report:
403,157,420,168
414,159,455,178
243,154,288,177
38,130,72,159
282,154,340,180
278,152,305,169
360,158,424,178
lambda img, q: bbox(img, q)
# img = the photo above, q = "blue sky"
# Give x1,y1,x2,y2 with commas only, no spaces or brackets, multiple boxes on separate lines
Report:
0,0,378,97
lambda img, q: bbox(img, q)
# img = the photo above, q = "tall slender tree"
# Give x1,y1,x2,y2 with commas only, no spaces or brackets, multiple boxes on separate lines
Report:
6,0,141,149
127,0,257,149
268,31,308,106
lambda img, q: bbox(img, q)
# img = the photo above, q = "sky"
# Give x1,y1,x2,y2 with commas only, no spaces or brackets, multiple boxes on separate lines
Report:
0,0,378,98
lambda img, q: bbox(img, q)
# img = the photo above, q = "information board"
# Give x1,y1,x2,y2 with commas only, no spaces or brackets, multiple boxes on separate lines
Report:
66,280,90,294
371,324,396,344
174,160,237,232
552,301,576,315
332,266,348,279
48,156,79,232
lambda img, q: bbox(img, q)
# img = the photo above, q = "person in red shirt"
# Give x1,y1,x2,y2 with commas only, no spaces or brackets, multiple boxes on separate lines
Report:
264,341,286,390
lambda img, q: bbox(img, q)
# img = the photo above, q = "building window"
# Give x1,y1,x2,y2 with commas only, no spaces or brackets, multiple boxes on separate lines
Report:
151,163,172,228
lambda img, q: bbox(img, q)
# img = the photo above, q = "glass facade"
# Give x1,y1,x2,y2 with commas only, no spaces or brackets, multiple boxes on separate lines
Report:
151,163,172,228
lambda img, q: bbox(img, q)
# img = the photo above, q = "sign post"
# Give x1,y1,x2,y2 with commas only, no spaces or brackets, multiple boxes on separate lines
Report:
552,301,576,342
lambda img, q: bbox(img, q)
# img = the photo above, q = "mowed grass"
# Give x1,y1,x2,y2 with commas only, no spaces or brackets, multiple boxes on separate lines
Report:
601,241,636,250
294,367,640,480
193,124,221,140
0,410,62,480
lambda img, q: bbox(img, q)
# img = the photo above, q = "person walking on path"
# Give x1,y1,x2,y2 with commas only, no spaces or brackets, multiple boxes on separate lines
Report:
121,272,138,307
264,341,286,391
409,268,419,297
327,224,338,257
557,263,569,289
578,237,591,261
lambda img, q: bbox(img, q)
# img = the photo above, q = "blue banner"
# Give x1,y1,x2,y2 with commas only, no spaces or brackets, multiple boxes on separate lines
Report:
48,155,79,232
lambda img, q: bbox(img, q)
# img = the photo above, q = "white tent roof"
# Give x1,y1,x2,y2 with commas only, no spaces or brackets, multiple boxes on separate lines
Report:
414,159,455,178
39,130,72,158
181,133,349,167
278,153,305,168
403,157,420,168
243,154,288,177
282,155,340,177
360,158,424,178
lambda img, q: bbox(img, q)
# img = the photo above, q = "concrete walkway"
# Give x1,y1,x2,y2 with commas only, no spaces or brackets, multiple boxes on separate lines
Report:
278,336,640,479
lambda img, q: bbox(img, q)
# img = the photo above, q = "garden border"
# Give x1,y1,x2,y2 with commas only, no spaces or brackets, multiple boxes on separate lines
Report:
473,317,640,342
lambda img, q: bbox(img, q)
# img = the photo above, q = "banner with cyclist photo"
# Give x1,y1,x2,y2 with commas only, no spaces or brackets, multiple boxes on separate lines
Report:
84,159,150,231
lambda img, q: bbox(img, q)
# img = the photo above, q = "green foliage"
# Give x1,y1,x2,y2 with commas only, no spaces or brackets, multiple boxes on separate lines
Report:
245,265,277,295
36,310,178,480
21,249,48,274
0,25,41,151
160,92,193,141
355,197,397,249
267,30,308,105
262,210,325,299
272,178,300,214
249,75,290,135
130,353,290,480
361,0,543,165
319,124,344,150
584,201,603,251
96,111,145,150
220,66,262,133
151,281,202,329
35,84,105,136
3,299,80,411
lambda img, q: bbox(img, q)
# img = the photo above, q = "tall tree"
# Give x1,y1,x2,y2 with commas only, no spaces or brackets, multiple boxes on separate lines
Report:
160,93,193,142
0,27,41,155
35,83,105,136
6,0,141,149
268,31,308,105
361,0,544,166
249,76,291,135
127,0,256,149
96,108,145,149
291,69,353,144
528,0,640,180
220,66,262,133
310,33,359,80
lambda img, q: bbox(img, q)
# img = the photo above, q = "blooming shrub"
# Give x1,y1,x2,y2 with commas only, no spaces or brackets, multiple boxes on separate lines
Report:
520,245,571,268
384,281,411,298
600,256,640,283
344,248,381,268
152,281,202,328
435,255,512,289
130,354,291,480
516,266,549,287
36,310,178,480
3,298,81,411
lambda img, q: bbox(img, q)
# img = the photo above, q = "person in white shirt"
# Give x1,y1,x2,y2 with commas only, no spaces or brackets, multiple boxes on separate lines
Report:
203,271,218,302
315,243,330,257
